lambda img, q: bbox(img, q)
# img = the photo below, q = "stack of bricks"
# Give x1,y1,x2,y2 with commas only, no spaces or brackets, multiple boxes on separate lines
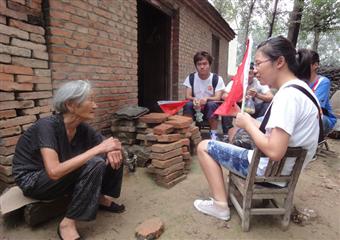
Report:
0,0,52,191
111,118,137,145
138,113,202,188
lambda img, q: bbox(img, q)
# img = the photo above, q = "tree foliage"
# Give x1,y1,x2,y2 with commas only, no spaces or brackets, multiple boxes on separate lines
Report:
211,0,339,66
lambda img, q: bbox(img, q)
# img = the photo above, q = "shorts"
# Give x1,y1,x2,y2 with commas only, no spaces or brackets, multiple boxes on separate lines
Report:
207,140,249,177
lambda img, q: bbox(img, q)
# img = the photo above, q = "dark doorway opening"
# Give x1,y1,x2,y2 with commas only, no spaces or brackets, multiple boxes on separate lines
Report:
137,0,171,112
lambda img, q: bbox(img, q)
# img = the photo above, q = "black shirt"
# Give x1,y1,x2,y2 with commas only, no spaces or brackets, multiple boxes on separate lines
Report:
12,114,103,192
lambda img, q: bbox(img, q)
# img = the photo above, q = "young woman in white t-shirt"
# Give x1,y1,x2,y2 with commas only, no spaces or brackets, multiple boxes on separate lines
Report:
193,36,320,221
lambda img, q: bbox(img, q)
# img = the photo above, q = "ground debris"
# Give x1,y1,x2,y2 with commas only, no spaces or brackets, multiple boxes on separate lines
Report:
291,206,318,226
135,217,164,240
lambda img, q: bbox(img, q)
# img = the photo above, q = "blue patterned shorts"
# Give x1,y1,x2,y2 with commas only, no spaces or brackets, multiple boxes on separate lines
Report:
207,140,249,177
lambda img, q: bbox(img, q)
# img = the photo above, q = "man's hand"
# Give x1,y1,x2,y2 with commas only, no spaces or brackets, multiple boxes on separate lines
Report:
106,150,123,169
247,88,257,98
199,98,208,106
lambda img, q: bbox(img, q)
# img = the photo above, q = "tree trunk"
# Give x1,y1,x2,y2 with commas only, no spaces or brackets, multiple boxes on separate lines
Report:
287,0,304,47
312,28,320,51
267,0,279,38
243,0,256,53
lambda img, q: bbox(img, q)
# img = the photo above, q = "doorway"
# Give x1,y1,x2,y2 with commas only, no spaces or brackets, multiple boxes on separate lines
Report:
137,0,171,112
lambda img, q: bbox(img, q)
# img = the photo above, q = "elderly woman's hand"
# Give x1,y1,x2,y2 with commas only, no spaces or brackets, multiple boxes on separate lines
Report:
106,150,122,169
97,137,121,154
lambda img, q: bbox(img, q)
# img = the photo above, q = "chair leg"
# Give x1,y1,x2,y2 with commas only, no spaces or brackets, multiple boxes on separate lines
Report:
242,194,252,232
324,140,329,151
281,198,294,231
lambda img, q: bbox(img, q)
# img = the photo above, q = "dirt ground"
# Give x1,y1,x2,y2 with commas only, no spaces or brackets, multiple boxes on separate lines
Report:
1,139,340,240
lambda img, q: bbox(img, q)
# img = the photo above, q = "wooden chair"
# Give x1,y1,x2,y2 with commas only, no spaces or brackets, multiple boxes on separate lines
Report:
228,147,307,231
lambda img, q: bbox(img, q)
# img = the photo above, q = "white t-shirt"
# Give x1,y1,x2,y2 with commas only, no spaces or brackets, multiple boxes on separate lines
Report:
225,79,271,104
247,79,319,184
183,72,225,99
248,79,271,104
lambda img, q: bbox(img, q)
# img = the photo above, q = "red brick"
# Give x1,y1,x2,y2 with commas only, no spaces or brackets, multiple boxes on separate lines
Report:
165,119,192,129
156,133,181,143
11,0,26,5
0,73,14,81
191,131,201,139
0,92,15,101
151,140,184,153
150,148,182,160
17,91,52,100
0,145,15,155
50,10,71,21
30,33,45,43
168,115,193,123
0,64,33,75
35,83,52,91
0,115,36,128
0,100,34,110
0,15,5,24
33,50,49,60
39,112,52,118
0,164,12,176
36,98,52,106
0,135,20,146
12,57,48,68
148,162,185,176
182,146,189,152
16,75,51,83
156,174,186,188
0,6,27,21
0,81,33,91
179,138,190,146
0,33,10,44
139,113,169,124
0,126,21,137
135,217,164,240
192,137,202,145
9,19,45,35
22,105,52,115
0,109,16,119
0,154,13,165
182,152,191,160
156,169,184,183
190,126,200,134
0,43,31,57
22,122,33,131
152,155,183,169
0,54,11,63
34,69,51,77
153,123,174,135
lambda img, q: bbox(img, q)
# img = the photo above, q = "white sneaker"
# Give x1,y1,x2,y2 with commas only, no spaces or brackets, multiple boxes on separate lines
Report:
194,198,230,221
210,132,218,141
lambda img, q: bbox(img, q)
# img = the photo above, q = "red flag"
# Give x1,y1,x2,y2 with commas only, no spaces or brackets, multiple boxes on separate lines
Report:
157,100,189,115
214,39,252,116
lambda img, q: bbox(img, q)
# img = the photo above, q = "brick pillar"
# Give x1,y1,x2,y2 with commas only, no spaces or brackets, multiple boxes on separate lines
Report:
0,0,52,191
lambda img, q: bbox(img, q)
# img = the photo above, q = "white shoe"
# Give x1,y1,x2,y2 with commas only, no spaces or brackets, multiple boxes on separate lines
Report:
194,198,230,221
210,132,218,141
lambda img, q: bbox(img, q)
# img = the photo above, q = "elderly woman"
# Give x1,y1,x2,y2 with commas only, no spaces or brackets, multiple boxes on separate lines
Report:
13,80,124,240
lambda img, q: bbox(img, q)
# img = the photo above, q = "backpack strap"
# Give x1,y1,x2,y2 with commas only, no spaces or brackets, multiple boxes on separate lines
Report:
259,84,324,143
212,73,218,95
189,72,195,98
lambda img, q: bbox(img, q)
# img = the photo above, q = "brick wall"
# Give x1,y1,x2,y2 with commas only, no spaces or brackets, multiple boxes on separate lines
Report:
175,2,229,100
0,0,51,188
47,0,138,131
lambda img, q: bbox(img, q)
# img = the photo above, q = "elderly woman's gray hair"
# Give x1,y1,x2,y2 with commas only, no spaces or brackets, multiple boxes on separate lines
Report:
53,80,92,113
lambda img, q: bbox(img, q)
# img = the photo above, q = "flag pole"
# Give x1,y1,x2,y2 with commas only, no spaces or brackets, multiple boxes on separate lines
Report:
240,36,253,113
